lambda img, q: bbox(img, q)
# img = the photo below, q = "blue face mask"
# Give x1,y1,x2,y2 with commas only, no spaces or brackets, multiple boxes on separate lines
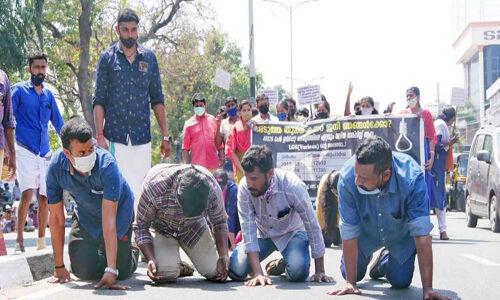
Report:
227,106,238,117
356,185,381,195
277,112,287,121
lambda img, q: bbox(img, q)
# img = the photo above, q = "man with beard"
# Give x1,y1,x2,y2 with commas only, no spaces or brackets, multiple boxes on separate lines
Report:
228,145,333,286
12,51,64,252
93,8,171,208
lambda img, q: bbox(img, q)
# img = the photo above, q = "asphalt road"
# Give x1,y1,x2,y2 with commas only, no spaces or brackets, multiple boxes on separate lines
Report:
1,212,499,300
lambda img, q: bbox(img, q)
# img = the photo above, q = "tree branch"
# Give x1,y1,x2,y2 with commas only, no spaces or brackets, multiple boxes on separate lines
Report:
139,0,184,44
42,20,78,46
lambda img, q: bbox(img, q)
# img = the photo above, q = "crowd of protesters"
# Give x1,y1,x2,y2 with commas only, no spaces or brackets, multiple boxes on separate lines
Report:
0,7,456,299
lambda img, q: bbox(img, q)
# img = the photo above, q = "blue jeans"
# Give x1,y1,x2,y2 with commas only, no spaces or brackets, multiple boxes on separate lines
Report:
340,248,416,288
229,231,310,282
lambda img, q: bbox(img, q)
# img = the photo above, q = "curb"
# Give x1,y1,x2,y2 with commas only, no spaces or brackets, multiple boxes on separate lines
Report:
0,249,54,289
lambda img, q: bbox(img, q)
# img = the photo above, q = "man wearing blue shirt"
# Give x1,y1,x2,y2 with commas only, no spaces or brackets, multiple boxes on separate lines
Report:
46,118,136,290
93,8,171,208
328,137,450,300
12,51,64,252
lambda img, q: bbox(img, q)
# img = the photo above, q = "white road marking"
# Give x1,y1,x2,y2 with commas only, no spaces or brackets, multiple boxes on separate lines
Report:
17,281,89,300
461,254,500,267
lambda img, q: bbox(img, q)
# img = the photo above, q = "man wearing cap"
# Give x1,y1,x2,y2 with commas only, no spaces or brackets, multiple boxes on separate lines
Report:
135,164,229,283
93,8,171,207
182,93,223,172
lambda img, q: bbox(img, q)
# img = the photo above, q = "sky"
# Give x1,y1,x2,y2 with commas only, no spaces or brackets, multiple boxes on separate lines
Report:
209,0,493,116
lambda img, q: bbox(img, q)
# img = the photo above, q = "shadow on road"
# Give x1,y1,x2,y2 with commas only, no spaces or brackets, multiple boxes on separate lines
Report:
357,280,461,300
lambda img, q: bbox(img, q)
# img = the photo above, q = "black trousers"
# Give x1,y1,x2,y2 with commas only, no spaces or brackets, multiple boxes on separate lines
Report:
68,218,138,280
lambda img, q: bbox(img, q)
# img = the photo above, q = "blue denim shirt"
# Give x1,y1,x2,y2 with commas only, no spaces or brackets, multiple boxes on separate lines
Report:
46,147,134,239
338,152,433,264
93,42,164,145
12,80,64,156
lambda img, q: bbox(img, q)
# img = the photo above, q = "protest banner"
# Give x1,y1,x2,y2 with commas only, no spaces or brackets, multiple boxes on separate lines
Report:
251,115,424,199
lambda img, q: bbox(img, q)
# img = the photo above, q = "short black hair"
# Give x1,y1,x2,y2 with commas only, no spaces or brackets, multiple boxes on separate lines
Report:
298,107,309,118
355,137,392,175
117,8,139,25
252,107,259,117
241,145,274,174
177,167,211,217
256,93,269,104
191,92,206,105
28,50,48,67
353,100,361,109
61,117,93,150
213,169,228,188
407,86,420,97
439,105,456,122
225,96,237,106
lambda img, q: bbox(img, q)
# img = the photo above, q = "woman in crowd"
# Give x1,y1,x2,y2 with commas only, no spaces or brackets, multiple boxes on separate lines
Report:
315,100,331,120
432,105,458,240
356,96,379,115
401,86,437,212
276,99,290,122
225,100,253,184
315,171,341,247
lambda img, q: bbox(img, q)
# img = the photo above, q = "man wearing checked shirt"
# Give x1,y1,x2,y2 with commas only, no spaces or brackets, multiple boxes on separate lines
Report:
93,8,171,207
329,137,451,300
229,145,333,286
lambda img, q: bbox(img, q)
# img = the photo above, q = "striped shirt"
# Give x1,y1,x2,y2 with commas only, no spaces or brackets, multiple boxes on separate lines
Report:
238,169,325,259
134,164,228,248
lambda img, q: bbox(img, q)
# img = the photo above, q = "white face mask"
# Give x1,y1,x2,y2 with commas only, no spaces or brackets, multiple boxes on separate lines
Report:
357,185,381,195
72,151,96,173
361,107,373,115
407,97,418,108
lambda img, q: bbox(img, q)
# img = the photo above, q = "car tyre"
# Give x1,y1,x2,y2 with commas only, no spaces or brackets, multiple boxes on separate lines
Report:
466,194,478,228
489,195,500,233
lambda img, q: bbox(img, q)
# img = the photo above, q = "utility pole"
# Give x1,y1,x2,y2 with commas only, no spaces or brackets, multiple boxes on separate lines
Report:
263,0,319,98
249,0,256,102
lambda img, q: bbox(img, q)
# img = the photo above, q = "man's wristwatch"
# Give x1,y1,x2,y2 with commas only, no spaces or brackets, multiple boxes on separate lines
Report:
162,135,171,142
104,267,119,277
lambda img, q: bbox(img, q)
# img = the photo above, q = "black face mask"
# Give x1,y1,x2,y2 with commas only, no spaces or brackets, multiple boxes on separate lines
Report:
120,37,137,49
316,112,328,119
30,73,45,86
258,104,269,115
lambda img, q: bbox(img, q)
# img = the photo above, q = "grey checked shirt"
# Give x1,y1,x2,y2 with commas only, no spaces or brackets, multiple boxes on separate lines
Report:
238,169,325,259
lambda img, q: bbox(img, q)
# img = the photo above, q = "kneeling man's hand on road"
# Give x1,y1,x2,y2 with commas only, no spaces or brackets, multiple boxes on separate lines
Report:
94,272,130,290
48,267,72,284
147,259,167,283
245,274,272,287
214,256,229,282
326,282,361,296
310,272,334,283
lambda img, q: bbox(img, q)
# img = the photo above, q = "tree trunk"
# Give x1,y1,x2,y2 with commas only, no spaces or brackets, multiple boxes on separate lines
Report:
77,0,95,132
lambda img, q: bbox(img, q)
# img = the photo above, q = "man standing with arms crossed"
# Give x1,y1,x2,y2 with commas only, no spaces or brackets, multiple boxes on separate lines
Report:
93,8,171,206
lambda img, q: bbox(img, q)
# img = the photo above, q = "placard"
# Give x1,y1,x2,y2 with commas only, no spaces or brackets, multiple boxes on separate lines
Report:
297,85,322,105
215,68,231,90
